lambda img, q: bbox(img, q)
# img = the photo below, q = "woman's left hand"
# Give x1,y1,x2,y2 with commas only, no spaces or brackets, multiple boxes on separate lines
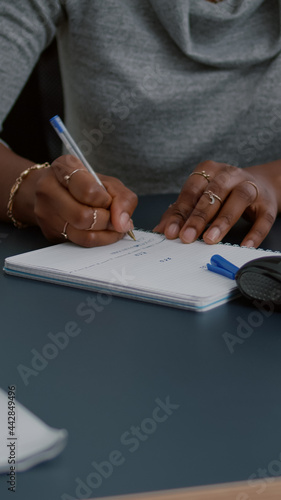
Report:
154,160,281,248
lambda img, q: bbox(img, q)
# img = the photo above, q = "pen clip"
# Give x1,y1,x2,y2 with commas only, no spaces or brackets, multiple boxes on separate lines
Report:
207,254,239,280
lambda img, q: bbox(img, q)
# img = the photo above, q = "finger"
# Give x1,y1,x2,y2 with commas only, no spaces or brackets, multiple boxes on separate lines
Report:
52,157,138,232
240,210,277,248
156,162,244,239
101,175,138,233
36,175,113,231
52,156,112,208
37,213,67,242
37,209,125,247
202,182,263,245
179,191,223,243
179,171,260,243
154,175,212,238
61,226,125,248
153,201,192,238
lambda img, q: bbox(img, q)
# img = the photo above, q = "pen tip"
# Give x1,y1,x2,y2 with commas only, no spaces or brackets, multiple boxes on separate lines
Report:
127,230,136,241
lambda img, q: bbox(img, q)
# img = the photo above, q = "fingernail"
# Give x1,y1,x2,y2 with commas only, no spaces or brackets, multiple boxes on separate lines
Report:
120,212,130,231
182,227,197,243
205,227,221,243
243,240,255,248
166,223,180,239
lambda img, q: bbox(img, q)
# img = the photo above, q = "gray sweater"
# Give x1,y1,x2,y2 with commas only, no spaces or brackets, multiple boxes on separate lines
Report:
1,0,281,194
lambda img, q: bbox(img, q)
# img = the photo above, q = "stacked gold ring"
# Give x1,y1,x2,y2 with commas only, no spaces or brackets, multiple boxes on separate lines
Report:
87,209,98,230
189,170,211,182
61,222,68,240
64,168,84,185
244,181,259,203
203,190,222,205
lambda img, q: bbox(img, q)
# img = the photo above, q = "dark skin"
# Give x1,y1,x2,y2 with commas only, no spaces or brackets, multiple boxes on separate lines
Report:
0,144,281,248
0,145,137,247
154,160,281,248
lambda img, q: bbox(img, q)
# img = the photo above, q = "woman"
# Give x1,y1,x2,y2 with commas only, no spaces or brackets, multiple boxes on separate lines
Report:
0,0,280,247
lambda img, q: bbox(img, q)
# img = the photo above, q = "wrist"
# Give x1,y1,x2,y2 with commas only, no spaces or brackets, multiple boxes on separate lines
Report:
8,163,50,227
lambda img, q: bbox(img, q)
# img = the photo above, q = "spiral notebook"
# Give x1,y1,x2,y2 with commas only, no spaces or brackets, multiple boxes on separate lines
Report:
3,230,280,311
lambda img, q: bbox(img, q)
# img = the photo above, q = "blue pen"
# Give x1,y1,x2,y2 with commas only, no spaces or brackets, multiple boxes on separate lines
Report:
207,254,239,280
50,115,104,187
49,115,136,241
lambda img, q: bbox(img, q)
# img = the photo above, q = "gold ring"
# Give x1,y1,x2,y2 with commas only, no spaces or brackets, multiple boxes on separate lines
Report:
61,222,69,240
87,209,98,230
203,190,222,205
189,170,211,182
244,181,259,203
64,168,84,185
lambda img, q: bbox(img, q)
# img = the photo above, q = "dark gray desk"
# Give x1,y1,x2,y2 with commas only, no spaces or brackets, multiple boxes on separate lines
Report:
1,194,281,500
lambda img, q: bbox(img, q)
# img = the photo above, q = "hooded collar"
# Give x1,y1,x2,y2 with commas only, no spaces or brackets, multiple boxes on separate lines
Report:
149,0,281,67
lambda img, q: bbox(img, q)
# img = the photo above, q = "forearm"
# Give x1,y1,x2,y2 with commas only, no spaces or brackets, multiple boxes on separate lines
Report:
245,160,281,212
0,143,38,225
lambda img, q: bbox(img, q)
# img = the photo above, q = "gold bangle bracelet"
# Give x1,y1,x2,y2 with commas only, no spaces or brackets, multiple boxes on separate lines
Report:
7,162,50,228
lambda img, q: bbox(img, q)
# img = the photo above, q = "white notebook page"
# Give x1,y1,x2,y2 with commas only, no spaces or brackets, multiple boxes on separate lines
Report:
5,230,280,310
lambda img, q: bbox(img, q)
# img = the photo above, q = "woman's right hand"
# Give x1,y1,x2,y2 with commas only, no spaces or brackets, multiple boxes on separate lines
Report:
13,154,138,247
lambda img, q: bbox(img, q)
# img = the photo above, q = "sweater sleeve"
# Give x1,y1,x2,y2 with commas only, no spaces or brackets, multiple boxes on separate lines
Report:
0,0,65,132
